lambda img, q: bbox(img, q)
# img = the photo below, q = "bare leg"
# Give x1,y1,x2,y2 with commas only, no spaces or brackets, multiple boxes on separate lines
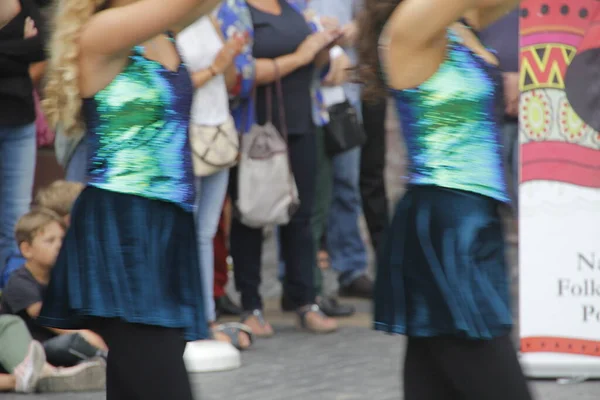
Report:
0,374,16,392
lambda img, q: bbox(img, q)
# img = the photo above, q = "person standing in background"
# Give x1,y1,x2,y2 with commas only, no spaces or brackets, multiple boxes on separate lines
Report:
0,0,46,280
480,9,520,220
308,0,374,301
176,14,252,350
354,0,389,254
217,0,340,336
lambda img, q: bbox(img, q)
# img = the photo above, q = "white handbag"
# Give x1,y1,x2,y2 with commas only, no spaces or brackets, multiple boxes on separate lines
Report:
235,71,300,228
189,116,239,176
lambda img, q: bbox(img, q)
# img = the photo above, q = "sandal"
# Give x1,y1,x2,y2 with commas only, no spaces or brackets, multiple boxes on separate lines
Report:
212,322,254,351
297,304,338,334
241,309,274,338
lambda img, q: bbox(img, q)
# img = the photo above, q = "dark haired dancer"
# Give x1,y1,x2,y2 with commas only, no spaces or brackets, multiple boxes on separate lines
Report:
358,1,533,399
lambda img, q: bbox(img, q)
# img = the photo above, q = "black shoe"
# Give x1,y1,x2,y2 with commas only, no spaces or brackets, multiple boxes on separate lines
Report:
338,275,374,299
317,296,355,317
215,295,243,316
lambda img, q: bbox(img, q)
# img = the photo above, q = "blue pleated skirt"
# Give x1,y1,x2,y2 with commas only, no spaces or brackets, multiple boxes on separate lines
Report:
38,186,208,341
374,185,512,340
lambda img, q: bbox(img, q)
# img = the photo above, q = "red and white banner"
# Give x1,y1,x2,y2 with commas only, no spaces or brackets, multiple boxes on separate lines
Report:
519,0,600,378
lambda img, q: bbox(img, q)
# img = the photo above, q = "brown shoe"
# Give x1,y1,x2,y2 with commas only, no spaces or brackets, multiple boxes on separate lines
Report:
297,304,338,334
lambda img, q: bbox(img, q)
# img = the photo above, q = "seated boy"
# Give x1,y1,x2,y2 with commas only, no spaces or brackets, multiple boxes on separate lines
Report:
0,180,83,288
0,209,107,367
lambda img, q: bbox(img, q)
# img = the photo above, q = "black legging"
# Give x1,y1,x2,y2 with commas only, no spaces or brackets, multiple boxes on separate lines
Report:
404,335,533,400
91,318,194,400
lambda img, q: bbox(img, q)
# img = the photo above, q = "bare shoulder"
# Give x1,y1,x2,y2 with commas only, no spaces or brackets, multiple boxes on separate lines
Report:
381,0,474,90
382,30,448,91
78,51,131,99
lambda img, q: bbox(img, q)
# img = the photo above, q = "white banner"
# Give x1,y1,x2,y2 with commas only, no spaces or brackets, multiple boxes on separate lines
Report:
519,0,600,378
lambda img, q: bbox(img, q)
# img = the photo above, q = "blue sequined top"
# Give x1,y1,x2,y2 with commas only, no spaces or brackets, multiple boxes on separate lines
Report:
82,38,195,211
389,30,509,203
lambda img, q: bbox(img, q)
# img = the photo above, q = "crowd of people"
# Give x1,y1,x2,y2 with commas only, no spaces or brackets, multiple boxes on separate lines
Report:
0,0,526,399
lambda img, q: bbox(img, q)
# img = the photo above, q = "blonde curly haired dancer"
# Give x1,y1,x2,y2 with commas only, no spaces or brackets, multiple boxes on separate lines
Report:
38,1,222,399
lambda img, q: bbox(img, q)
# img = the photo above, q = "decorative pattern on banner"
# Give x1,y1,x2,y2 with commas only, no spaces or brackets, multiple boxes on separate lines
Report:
519,0,600,189
519,0,600,359
521,337,600,357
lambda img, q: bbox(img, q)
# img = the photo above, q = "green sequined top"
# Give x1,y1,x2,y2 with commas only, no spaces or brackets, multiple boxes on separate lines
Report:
388,30,509,203
82,40,195,211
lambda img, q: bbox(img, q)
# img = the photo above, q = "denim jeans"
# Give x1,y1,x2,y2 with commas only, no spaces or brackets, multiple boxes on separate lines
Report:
327,146,368,286
65,138,88,183
43,333,103,367
0,123,36,268
195,169,230,322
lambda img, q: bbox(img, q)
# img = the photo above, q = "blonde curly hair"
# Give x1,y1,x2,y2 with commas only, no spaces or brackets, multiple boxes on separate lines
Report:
42,0,107,137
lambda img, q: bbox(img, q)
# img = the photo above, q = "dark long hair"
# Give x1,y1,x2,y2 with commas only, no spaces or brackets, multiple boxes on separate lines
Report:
356,0,402,103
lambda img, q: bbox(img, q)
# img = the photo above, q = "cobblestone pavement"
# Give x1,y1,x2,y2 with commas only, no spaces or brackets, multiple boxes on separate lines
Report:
10,321,600,400
16,106,600,400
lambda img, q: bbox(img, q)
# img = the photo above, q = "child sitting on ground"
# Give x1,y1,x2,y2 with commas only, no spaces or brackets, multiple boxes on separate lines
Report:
0,180,84,288
0,209,107,367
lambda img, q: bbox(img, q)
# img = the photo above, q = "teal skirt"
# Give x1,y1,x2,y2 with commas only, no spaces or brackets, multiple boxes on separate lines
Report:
374,185,512,340
38,186,208,341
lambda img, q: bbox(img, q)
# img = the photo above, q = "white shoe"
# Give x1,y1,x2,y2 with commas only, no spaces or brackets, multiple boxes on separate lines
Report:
183,340,241,373
14,340,46,393
37,358,106,393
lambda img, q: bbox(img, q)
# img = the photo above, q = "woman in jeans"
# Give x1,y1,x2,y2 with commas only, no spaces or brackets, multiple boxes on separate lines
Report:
177,15,252,350
217,0,339,335
0,0,45,271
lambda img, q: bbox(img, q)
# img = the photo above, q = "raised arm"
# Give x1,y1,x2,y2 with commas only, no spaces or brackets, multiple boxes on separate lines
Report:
386,0,478,50
80,0,223,58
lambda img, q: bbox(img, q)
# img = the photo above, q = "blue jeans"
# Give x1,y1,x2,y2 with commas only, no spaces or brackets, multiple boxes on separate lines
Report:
65,139,88,183
327,147,368,286
0,123,36,269
195,169,230,322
